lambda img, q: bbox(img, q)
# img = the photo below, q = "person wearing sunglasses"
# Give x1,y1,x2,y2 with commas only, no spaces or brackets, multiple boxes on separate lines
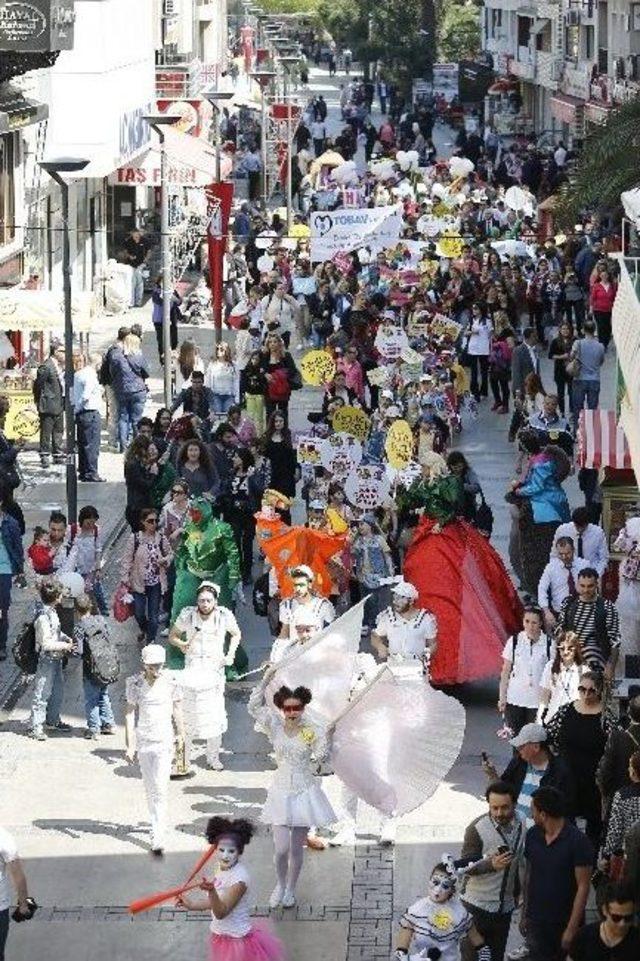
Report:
567,880,639,961
247,678,335,910
546,670,618,849
120,507,173,644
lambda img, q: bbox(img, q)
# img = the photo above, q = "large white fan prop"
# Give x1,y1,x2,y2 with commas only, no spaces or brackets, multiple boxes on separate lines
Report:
331,161,358,185
266,600,366,725
332,667,466,816
504,185,534,216
448,156,475,178
56,571,86,599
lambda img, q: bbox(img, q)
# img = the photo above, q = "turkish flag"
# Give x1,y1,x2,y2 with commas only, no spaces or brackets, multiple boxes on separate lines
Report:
205,182,234,337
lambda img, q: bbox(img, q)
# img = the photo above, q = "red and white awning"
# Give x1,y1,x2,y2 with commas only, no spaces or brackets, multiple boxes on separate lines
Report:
577,409,632,470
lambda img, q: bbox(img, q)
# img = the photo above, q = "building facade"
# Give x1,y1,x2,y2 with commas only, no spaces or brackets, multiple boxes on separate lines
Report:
482,0,640,143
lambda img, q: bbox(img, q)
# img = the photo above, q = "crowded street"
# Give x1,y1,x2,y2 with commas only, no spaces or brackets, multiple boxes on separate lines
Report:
1,4,640,961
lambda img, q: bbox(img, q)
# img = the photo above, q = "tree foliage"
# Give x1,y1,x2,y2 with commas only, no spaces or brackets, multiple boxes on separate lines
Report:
555,97,640,227
258,0,321,14
438,2,481,62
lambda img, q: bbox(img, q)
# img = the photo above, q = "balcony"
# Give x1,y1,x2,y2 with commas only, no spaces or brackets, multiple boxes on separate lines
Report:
536,51,562,89
561,62,592,101
509,48,535,81
155,60,203,99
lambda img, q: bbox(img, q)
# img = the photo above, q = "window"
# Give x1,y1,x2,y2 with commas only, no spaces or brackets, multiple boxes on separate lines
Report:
565,24,580,60
517,16,532,48
0,133,17,247
585,25,595,61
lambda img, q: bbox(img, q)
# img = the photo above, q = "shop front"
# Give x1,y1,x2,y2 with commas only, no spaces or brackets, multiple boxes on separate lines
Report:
549,93,585,146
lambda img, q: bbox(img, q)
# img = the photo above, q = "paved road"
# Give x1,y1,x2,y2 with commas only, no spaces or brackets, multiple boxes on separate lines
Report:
0,65,617,961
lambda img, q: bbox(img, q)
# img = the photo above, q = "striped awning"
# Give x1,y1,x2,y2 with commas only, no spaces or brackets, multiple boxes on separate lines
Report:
577,409,632,470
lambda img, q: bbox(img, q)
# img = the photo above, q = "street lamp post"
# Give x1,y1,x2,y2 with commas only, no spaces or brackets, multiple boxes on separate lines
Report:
143,114,180,407
250,69,277,207
204,90,234,182
278,56,300,233
39,157,90,527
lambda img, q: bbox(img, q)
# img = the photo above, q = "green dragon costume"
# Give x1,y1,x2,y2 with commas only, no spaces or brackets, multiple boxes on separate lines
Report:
168,497,247,677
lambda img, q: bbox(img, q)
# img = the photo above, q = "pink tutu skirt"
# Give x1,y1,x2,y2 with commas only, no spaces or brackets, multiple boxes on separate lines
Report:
209,921,286,961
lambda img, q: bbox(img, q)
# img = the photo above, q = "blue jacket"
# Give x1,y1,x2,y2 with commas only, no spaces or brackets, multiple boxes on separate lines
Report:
0,512,24,574
108,347,149,399
518,457,570,524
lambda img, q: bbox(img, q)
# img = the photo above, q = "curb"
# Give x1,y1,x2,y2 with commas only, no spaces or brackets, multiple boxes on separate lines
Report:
0,511,127,713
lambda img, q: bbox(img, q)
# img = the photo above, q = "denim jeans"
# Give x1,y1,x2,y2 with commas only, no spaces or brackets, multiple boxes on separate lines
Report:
0,572,12,652
131,265,145,307
76,409,101,479
91,579,109,616
133,583,162,642
117,392,147,451
211,393,235,414
30,654,65,732
83,676,115,733
572,379,600,428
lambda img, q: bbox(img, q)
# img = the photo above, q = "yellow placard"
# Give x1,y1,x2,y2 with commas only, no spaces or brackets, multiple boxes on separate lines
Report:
300,349,336,387
332,405,370,441
1,390,39,439
385,419,414,469
437,230,464,259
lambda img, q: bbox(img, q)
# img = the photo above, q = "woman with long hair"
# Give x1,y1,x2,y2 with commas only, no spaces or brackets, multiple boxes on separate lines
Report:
147,440,177,511
175,339,204,391
537,631,587,723
205,342,238,416
124,434,155,531
240,350,267,435
111,332,149,451
176,439,220,500
263,411,298,514
120,506,173,644
159,478,190,618
260,333,300,423
152,407,173,444
589,265,617,349
223,447,262,585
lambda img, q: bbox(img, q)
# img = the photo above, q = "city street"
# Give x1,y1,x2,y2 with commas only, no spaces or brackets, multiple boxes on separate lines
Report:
0,21,625,961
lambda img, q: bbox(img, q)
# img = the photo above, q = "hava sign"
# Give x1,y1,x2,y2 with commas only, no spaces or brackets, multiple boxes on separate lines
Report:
0,0,75,52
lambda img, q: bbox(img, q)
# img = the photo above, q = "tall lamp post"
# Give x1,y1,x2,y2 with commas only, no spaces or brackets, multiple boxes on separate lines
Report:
278,56,300,233
204,90,235,181
250,69,276,207
143,114,180,407
39,158,89,527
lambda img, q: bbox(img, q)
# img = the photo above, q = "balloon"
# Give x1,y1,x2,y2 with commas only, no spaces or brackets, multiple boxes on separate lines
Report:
448,156,475,178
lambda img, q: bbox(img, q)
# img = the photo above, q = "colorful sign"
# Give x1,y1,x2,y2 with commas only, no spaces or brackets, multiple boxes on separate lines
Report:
332,406,370,442
310,205,403,263
300,349,336,387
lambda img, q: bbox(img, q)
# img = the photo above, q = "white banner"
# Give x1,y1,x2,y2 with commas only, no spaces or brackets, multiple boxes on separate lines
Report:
309,205,403,262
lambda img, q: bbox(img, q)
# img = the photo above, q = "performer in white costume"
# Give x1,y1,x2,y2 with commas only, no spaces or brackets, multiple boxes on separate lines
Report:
278,565,335,639
168,581,241,771
371,579,438,667
394,860,491,961
125,644,184,855
248,677,336,909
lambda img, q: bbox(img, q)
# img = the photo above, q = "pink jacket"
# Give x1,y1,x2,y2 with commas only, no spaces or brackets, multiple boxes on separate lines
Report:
120,531,173,594
590,280,617,313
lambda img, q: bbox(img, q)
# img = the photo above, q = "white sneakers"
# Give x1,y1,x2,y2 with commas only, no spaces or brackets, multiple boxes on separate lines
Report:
269,884,284,908
329,825,356,847
281,888,296,908
378,821,396,846
507,946,530,960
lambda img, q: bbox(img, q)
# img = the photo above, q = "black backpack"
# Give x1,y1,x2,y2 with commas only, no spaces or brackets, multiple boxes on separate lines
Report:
84,622,120,686
98,346,114,387
475,494,494,538
13,621,38,674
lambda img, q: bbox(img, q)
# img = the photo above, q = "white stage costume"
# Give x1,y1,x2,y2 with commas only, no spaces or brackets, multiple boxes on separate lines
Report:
374,606,437,660
400,894,472,961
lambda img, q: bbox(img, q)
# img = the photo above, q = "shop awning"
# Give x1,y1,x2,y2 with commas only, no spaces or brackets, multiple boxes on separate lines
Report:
0,289,98,333
0,87,48,135
550,93,584,124
108,128,232,187
584,100,613,125
577,410,632,470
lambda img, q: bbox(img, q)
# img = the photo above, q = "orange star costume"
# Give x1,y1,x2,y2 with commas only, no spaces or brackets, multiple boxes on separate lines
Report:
261,526,346,599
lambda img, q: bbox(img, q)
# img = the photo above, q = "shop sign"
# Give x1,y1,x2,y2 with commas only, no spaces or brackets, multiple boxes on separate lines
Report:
110,162,203,187
119,104,152,164
0,0,75,53
0,389,39,439
561,65,590,101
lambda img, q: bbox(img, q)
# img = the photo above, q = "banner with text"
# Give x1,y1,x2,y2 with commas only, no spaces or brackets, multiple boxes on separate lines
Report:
309,204,403,262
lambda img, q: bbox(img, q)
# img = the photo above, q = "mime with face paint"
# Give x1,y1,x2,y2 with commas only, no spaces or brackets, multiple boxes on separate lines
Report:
169,580,241,771
248,678,336,910
276,564,335,647
178,816,285,961
371,578,438,667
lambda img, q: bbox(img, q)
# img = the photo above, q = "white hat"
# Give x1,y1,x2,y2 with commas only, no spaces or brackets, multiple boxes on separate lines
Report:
141,644,166,665
391,578,419,600
381,389,395,400
197,580,220,598
291,564,314,580
386,405,402,418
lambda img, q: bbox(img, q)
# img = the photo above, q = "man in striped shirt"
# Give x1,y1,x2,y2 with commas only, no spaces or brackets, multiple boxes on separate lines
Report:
559,567,620,679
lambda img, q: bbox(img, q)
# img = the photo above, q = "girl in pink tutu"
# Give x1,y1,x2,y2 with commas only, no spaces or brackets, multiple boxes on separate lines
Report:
178,816,286,961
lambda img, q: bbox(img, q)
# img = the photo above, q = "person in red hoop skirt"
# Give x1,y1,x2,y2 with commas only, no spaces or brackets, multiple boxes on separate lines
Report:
400,453,523,686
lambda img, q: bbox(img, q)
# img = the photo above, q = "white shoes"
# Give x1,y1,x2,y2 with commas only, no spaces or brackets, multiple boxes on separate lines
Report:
378,821,396,846
207,756,223,771
329,825,356,847
281,888,296,908
269,884,284,908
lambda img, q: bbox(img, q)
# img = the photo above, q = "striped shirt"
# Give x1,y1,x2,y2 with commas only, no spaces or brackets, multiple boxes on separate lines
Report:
516,763,547,828
559,596,620,670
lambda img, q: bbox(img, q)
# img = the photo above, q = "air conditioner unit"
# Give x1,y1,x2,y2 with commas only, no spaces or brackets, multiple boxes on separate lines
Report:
565,10,581,26
163,0,177,16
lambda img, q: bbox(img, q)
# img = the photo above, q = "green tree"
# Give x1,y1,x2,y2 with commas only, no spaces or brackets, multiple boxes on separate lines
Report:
438,2,481,62
555,98,640,227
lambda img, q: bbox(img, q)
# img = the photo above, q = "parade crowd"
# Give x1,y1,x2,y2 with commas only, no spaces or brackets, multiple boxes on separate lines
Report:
2,52,640,961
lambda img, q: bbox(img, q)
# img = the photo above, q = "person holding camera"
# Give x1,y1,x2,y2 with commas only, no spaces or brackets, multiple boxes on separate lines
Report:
0,826,34,961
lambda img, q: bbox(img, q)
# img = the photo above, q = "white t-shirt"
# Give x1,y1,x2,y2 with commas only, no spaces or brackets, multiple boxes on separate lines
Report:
539,660,587,721
0,827,18,911
503,632,554,708
209,863,251,937
374,607,437,659
125,672,183,748
279,596,335,632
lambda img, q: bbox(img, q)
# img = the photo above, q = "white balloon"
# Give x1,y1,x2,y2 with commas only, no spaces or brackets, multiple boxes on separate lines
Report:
504,185,527,212
56,571,85,599
448,156,475,178
431,182,446,200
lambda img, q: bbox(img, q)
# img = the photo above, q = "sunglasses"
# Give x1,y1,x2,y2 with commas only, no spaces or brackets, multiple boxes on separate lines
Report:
578,685,597,695
282,704,303,714
608,912,634,924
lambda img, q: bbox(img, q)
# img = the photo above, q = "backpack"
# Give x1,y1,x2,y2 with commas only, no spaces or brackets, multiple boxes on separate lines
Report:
98,345,115,387
474,494,494,538
12,621,38,674
84,621,120,686
267,367,291,402
509,632,552,675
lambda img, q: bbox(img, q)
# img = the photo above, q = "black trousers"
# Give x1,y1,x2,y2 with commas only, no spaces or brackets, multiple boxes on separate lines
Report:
229,514,256,583
594,310,612,350
248,170,261,201
505,703,537,737
527,920,566,961
490,373,510,409
153,319,177,362
76,409,101,479
461,904,513,961
39,411,64,461
0,908,9,961
469,355,489,399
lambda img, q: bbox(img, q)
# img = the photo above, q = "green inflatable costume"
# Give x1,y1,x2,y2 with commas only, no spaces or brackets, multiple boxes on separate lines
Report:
168,497,247,677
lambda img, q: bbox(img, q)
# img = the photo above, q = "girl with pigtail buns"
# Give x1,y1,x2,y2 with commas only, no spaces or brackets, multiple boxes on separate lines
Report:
178,816,285,961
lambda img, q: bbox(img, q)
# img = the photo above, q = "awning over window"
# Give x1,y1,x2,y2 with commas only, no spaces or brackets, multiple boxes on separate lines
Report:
577,410,632,470
108,127,232,187
550,93,584,124
0,289,98,332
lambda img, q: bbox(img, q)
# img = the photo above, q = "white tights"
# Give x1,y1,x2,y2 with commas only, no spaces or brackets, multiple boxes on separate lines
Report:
272,825,307,892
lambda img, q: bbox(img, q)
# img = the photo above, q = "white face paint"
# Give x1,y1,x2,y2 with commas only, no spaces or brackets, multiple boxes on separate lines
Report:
197,591,218,615
428,873,455,903
216,837,240,869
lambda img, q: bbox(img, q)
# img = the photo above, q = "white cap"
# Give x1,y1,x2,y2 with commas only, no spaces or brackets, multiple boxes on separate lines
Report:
141,644,166,666
291,564,314,581
391,578,419,600
386,405,402,418
381,389,394,400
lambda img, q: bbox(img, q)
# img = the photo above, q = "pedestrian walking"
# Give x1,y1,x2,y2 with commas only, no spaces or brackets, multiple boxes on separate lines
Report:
569,321,605,426
0,498,23,661
73,592,117,740
0,827,32,961
123,228,149,308
33,342,65,468
29,579,74,740
73,351,105,483
108,331,149,452
124,643,185,855
120,507,173,644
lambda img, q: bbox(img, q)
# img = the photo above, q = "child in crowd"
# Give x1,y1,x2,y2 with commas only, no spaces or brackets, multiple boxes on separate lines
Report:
73,593,118,740
27,526,53,576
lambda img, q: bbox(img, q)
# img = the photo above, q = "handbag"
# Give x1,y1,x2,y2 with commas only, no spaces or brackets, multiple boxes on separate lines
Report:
565,340,580,378
112,581,134,623
620,550,640,581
